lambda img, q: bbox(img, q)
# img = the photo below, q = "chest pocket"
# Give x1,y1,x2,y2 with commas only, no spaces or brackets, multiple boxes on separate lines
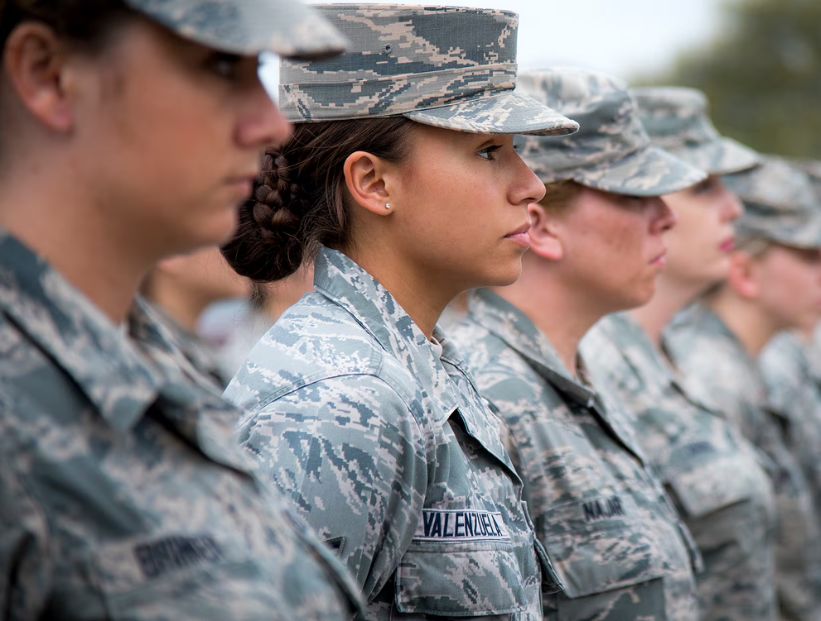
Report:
394,535,540,618
664,449,775,559
538,496,669,620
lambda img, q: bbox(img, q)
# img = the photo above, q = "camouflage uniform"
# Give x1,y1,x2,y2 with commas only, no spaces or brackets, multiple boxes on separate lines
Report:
0,233,364,620
226,249,561,619
582,314,777,620
451,291,700,621
666,304,821,621
761,332,821,522
147,302,230,389
576,87,777,620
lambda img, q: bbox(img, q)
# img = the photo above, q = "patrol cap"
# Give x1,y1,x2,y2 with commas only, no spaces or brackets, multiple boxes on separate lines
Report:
516,68,706,196
278,4,579,136
725,156,821,249
795,159,821,197
632,86,759,176
122,0,348,58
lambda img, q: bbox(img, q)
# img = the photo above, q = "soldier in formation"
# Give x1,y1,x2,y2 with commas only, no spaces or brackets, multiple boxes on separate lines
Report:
581,87,778,620
448,67,704,619
222,5,578,619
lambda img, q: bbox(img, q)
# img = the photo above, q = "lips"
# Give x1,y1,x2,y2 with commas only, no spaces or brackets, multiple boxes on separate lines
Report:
649,250,668,268
719,236,736,253
504,222,531,248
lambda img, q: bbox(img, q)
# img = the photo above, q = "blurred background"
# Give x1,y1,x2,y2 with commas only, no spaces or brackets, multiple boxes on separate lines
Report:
264,0,821,158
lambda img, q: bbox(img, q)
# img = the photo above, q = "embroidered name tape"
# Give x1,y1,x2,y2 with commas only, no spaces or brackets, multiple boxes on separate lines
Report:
414,509,510,542
134,534,224,579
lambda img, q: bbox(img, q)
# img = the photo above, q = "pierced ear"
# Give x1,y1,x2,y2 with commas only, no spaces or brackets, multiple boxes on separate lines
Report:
4,22,75,132
728,251,759,299
343,150,394,217
526,202,564,261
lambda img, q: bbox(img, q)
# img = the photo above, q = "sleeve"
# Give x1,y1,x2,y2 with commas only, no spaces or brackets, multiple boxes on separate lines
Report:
0,452,52,620
237,374,428,604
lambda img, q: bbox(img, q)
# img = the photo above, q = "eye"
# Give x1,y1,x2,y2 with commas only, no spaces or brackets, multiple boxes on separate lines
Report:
478,145,502,161
205,52,244,80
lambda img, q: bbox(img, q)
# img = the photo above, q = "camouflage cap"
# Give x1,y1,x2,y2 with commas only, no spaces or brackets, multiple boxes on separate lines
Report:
516,68,706,196
794,159,821,198
724,156,821,249
278,4,579,136
123,0,347,58
632,87,759,176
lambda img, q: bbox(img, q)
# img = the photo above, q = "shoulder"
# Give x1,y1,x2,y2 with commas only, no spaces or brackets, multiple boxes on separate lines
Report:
226,293,416,414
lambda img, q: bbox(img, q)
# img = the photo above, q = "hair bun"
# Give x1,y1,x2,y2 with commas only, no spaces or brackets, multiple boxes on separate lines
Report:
221,149,306,281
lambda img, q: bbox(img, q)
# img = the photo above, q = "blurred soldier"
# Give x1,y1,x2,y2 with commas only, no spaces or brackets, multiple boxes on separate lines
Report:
665,157,821,621
142,247,252,388
221,5,580,619
582,87,778,621
760,159,821,520
0,0,366,619
450,67,704,620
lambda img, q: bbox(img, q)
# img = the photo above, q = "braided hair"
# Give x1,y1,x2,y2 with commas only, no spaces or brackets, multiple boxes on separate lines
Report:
222,116,413,282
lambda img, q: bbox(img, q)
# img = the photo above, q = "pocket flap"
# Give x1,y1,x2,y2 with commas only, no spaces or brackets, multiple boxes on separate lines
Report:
395,542,537,616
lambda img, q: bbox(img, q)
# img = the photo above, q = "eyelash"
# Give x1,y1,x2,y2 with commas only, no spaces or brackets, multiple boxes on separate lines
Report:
478,145,502,161
206,53,244,80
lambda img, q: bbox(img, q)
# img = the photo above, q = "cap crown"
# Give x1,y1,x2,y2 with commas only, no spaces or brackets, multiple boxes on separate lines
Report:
632,86,758,176
516,68,648,180
726,157,821,248
279,4,519,121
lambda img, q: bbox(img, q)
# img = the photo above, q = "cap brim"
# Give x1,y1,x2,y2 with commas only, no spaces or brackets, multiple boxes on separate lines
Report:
403,91,579,136
127,0,348,58
572,145,707,197
671,138,760,177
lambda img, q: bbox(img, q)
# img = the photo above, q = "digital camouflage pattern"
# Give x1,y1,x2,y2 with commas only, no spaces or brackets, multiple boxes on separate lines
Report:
278,5,579,136
515,67,705,196
723,156,821,249
665,304,821,621
0,232,363,620
581,313,777,621
124,0,348,57
225,248,559,620
631,86,759,176
760,332,821,522
146,302,231,389
450,290,700,621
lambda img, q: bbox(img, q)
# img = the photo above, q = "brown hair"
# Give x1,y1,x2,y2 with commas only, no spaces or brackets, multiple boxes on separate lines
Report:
541,180,584,212
0,0,132,52
221,117,414,282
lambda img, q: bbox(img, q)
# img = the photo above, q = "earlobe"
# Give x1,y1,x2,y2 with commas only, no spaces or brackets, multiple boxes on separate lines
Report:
527,203,564,261
343,150,395,217
4,23,75,132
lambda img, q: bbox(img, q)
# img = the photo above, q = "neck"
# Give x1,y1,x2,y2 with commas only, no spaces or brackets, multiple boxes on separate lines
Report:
493,259,605,375
630,274,707,347
0,159,151,324
706,289,780,357
147,276,210,333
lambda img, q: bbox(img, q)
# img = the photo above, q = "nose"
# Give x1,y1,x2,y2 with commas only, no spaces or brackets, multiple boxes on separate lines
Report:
510,151,547,206
650,197,677,233
235,78,293,149
715,179,744,222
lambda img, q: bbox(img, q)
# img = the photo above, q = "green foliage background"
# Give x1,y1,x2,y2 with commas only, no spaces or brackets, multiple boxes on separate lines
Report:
639,0,821,159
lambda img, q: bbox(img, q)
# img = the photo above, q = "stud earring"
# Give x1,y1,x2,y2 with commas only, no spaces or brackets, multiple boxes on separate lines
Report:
385,202,393,210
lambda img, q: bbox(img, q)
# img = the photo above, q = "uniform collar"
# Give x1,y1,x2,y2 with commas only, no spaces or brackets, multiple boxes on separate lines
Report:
314,247,460,423
0,233,165,430
467,289,598,407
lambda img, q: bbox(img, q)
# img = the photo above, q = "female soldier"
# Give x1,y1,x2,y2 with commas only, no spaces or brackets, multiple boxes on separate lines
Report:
222,5,579,619
665,156,821,621
0,1,364,618
449,67,703,620
581,87,778,621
